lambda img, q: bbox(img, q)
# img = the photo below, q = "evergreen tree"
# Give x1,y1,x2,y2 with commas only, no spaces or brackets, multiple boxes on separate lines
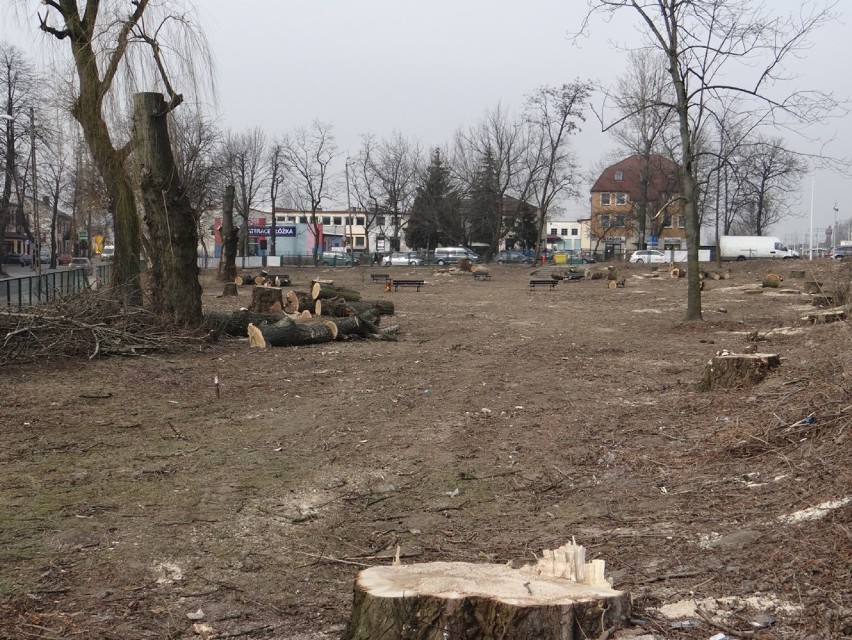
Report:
405,149,463,249
468,147,501,258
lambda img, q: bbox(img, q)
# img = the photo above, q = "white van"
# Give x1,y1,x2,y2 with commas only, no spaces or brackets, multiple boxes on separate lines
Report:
101,245,115,261
433,247,481,265
719,236,798,261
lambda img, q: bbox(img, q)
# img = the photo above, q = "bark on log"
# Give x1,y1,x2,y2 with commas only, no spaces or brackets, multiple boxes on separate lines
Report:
248,286,285,313
696,351,781,391
311,282,362,301
258,317,336,347
204,309,283,337
284,290,314,314
315,297,394,317
343,548,628,640
218,185,239,283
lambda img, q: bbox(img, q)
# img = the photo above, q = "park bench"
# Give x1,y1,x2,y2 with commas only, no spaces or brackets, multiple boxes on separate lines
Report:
371,273,391,283
392,279,426,292
473,271,491,281
529,279,557,292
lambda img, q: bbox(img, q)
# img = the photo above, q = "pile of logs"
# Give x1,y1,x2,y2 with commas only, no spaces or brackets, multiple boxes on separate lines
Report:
205,279,398,348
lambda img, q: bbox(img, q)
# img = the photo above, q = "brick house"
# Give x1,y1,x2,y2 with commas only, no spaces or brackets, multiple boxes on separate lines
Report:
589,154,685,258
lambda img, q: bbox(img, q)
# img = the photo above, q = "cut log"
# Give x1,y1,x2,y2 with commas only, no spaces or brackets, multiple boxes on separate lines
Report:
204,309,283,338
696,351,781,391
248,286,284,313
221,283,238,297
762,273,782,288
343,542,628,640
284,289,314,314
315,297,395,318
311,282,362,302
669,266,685,278
258,317,336,347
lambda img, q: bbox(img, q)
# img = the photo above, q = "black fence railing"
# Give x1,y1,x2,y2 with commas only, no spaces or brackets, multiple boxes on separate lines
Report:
0,265,111,309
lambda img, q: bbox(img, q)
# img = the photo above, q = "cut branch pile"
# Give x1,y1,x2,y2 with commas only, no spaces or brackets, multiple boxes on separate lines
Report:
0,291,201,364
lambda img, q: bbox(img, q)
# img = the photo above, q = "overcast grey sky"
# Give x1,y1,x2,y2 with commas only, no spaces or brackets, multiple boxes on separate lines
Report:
4,1,851,243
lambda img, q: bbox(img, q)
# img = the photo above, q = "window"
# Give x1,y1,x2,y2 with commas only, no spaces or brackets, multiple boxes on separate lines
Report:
344,216,351,225
333,216,342,225
550,228,558,235
286,216,296,223
571,228,578,236
614,171,623,181
377,216,386,226
356,217,365,226
616,193,627,205
678,215,685,229
355,236,365,247
615,214,626,227
560,228,568,236
663,214,673,228
600,193,611,206
322,216,331,225
299,216,308,224
599,214,611,228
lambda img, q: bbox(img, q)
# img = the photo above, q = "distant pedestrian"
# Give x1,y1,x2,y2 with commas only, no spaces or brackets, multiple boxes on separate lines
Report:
372,251,381,265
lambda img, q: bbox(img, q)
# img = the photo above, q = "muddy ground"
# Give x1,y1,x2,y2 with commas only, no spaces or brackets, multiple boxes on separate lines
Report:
0,260,850,640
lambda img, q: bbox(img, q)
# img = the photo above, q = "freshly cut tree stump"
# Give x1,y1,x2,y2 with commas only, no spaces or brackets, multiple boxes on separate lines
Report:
248,286,284,312
221,283,238,297
343,542,628,640
762,273,782,288
311,282,362,302
284,290,314,314
789,269,806,279
696,350,781,391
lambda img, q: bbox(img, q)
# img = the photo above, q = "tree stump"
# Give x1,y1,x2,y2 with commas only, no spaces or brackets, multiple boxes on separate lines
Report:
696,351,781,391
762,273,782,288
789,269,806,279
248,286,284,313
342,542,628,640
221,283,238,297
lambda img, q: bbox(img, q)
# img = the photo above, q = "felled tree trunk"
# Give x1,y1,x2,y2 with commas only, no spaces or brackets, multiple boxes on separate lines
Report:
343,543,627,640
315,297,394,317
248,286,284,313
696,351,781,391
284,290,314,314
204,309,283,337
259,317,336,347
311,282,361,301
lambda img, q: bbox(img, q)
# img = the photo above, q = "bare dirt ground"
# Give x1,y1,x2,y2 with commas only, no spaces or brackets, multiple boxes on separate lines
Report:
0,259,850,640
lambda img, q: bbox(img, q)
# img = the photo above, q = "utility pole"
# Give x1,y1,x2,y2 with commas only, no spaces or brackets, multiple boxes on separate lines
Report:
345,157,354,266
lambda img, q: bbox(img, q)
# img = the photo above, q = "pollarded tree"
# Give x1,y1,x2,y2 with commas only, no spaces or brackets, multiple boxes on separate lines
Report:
584,0,844,320
37,0,213,307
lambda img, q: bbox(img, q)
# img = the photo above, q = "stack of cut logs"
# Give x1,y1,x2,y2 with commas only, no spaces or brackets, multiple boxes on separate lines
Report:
205,279,398,348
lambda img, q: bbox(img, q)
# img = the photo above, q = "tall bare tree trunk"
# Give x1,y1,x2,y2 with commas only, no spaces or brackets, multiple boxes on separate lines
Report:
133,92,202,326
219,185,238,282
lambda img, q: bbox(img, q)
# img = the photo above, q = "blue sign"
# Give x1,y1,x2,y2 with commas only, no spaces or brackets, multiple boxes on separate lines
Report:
247,225,297,237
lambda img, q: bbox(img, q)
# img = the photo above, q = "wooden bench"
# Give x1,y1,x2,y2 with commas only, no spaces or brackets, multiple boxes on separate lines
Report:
392,279,426,292
371,273,390,283
529,279,557,292
473,271,491,281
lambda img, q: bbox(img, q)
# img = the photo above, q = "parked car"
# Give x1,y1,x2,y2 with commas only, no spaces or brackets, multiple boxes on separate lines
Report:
57,254,73,266
383,251,424,266
100,244,115,261
69,256,94,275
551,251,595,265
39,248,50,264
319,253,355,266
432,246,481,265
495,250,532,265
829,245,852,259
3,252,31,266
629,249,668,264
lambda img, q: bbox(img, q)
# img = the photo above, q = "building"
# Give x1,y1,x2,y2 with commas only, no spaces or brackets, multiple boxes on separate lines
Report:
589,154,684,258
2,195,75,259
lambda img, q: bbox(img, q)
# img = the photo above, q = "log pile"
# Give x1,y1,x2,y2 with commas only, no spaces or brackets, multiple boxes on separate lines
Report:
342,540,628,640
204,282,399,347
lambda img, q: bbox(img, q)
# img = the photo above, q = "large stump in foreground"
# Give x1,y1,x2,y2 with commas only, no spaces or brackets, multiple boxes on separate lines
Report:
696,350,781,391
343,543,628,640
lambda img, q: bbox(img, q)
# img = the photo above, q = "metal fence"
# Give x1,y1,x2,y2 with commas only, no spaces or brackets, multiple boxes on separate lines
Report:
0,265,112,309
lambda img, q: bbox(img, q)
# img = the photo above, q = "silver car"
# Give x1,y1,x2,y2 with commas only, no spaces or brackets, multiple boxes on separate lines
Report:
383,252,424,266
629,249,668,264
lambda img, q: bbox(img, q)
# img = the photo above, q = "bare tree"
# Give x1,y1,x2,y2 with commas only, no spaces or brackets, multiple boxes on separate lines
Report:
524,82,592,261
267,140,286,257
454,104,528,259
280,120,338,262
0,43,39,273
220,127,268,256
584,0,844,320
37,0,213,306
